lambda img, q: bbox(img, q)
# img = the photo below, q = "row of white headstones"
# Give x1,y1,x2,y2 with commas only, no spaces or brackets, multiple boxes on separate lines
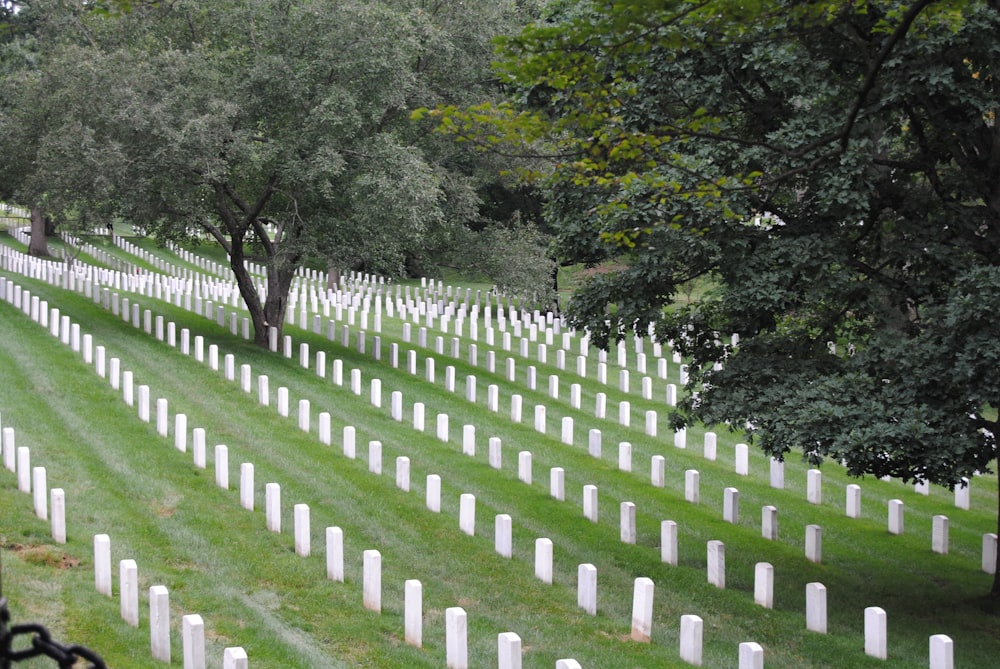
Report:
3,243,994,669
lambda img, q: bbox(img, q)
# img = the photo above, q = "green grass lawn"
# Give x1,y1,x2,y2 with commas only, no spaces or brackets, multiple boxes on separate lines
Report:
0,243,997,668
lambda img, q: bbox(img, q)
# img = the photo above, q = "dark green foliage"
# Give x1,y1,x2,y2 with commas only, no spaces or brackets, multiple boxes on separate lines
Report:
472,0,1000,589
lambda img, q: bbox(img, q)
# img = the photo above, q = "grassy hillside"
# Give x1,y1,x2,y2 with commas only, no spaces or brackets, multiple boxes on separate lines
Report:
0,233,997,668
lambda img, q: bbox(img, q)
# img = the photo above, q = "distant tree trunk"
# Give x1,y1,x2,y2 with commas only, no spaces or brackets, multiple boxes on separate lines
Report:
327,262,341,292
28,206,50,256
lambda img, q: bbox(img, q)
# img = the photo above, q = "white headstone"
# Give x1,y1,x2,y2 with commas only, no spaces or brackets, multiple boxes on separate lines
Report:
489,437,502,470
888,499,904,535
932,515,949,554
405,580,422,647
326,527,344,582
685,470,700,504
618,442,632,472
864,606,887,659
426,474,441,513
679,614,703,666
446,607,468,669
754,562,773,608
806,582,827,633
363,549,381,613
150,585,171,662
723,487,739,524
497,632,521,669
223,647,248,669
50,488,66,544
984,533,998,574
846,484,862,518
266,482,281,532
807,469,822,504
583,484,598,522
518,451,532,485
535,538,553,584
94,534,112,596
495,514,512,558
661,520,678,566
240,463,254,511
588,429,602,458
707,540,725,588
182,614,206,669
459,493,476,536
120,559,139,627
929,634,953,669
294,504,311,557
578,563,597,615
550,467,565,501
621,502,637,544
651,455,666,488
396,456,410,492
806,524,822,563
630,577,655,642
215,445,229,489
739,642,764,669
762,506,778,541
735,443,749,476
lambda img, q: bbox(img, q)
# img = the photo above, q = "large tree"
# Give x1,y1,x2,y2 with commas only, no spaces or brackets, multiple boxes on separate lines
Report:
446,0,1000,594
1,0,541,344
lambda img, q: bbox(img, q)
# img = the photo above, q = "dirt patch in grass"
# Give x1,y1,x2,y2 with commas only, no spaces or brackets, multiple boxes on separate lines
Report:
4,541,80,570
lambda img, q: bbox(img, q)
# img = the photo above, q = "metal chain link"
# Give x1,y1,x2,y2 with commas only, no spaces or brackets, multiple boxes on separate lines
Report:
1,597,108,669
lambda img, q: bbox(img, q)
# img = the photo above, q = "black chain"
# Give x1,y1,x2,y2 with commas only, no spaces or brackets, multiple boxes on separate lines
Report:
0,596,108,669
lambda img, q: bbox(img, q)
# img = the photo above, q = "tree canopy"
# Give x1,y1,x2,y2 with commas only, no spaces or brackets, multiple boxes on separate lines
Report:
439,0,1000,593
1,0,550,343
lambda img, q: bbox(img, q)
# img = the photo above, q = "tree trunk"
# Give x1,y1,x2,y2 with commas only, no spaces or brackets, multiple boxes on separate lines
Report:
327,262,341,293
227,234,269,347
28,206,50,257
263,263,297,346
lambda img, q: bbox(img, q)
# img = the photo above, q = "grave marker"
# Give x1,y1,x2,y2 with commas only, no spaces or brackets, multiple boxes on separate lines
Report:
737,643,766,669
754,562,774,608
679,614,703,666
889,499,904,535
929,634,953,669
583,484,598,522
51,489,66,544
550,467,565,501
865,606,888,659
535,538,554,584
363,549,381,613
707,540,726,589
621,502,637,544
578,564,597,615
327,527,344,582
294,504,310,557
661,521,678,566
806,583,827,633
630,577,655,643
723,487,740,524
807,469,822,504
446,607,468,669
405,580,422,648
427,474,441,512
806,524,822,563
266,483,281,532
846,484,862,518
150,585,171,662
497,632,521,669
120,559,139,627
182,614,206,669
495,514,512,558
933,515,949,554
